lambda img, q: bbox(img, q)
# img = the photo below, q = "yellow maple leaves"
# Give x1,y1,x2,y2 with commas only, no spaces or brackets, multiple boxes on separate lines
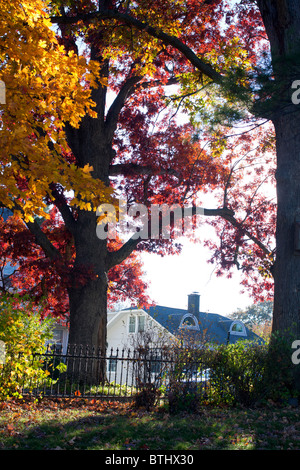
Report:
0,0,111,221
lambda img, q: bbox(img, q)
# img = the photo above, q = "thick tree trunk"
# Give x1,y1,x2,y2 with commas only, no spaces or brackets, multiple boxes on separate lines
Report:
63,52,112,355
273,112,300,341
67,208,108,351
257,0,300,388
66,209,109,383
67,276,108,350
67,275,107,384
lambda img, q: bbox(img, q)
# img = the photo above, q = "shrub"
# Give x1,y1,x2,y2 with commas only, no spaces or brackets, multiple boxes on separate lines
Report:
134,383,160,410
0,294,55,399
207,340,268,406
206,336,300,407
262,332,299,403
166,347,210,413
167,382,200,414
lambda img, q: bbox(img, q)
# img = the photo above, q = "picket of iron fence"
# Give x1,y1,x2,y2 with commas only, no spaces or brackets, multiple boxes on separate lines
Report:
0,345,213,400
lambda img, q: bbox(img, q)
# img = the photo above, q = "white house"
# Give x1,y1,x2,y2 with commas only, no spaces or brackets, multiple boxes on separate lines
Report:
51,292,262,355
107,307,175,352
49,293,263,387
50,307,174,354
105,308,175,386
50,292,261,352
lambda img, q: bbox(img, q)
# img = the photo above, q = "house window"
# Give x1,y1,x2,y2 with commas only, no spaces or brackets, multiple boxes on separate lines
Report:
230,321,247,336
179,314,199,330
129,315,145,333
138,316,145,332
150,359,161,374
129,316,136,333
48,329,64,353
108,357,117,373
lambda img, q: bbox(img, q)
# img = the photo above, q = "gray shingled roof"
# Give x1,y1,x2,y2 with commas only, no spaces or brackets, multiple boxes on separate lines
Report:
143,305,263,346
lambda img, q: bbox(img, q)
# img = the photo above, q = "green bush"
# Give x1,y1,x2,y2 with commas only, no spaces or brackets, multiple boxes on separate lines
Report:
207,340,268,406
0,294,55,399
163,338,297,408
207,336,299,407
166,347,209,413
262,332,299,403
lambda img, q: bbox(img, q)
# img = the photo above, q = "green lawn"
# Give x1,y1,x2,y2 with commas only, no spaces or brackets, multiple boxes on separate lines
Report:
0,398,300,450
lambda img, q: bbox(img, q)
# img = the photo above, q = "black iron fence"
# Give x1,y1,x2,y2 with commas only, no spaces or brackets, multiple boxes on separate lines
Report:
0,344,213,402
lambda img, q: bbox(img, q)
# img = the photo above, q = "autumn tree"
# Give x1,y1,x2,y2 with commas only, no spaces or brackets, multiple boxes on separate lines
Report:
0,0,111,220
190,0,300,370
0,209,151,316
1,0,245,352
1,0,291,365
48,0,300,351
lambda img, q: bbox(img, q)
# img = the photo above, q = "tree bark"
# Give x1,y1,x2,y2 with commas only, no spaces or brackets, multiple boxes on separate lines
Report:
272,113,300,339
66,196,109,345
68,278,107,349
257,1,300,387
65,208,109,383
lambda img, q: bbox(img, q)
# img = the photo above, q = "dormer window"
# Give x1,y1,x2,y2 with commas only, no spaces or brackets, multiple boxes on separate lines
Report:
179,314,199,330
230,321,247,336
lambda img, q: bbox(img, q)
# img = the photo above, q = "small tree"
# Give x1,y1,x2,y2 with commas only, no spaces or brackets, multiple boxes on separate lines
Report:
0,294,55,399
125,320,175,410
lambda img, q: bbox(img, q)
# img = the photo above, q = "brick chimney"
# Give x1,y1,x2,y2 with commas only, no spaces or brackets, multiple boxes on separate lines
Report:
187,292,200,316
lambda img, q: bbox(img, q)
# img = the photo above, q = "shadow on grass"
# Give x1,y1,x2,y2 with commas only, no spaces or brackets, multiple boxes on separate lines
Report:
1,410,233,451
2,405,300,451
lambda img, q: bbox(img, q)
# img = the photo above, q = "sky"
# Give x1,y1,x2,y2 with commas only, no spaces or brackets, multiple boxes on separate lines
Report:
140,230,253,318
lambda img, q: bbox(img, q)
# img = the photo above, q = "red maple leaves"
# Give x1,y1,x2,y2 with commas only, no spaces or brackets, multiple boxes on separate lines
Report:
0,209,151,317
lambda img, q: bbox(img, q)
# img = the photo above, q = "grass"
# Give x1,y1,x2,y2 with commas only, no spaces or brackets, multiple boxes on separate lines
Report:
1,398,300,451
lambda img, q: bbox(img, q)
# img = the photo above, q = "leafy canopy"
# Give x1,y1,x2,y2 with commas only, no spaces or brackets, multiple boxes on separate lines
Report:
0,0,112,221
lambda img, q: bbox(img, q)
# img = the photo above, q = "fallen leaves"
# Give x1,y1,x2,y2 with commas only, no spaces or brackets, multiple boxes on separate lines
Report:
6,424,15,435
1,398,300,450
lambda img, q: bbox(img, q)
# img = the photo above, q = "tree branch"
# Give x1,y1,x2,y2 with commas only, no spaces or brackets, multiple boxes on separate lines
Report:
106,75,142,139
49,183,77,234
105,75,178,139
26,219,64,263
50,9,224,84
221,212,271,256
105,203,270,271
199,206,271,256
106,236,140,270
109,163,181,179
